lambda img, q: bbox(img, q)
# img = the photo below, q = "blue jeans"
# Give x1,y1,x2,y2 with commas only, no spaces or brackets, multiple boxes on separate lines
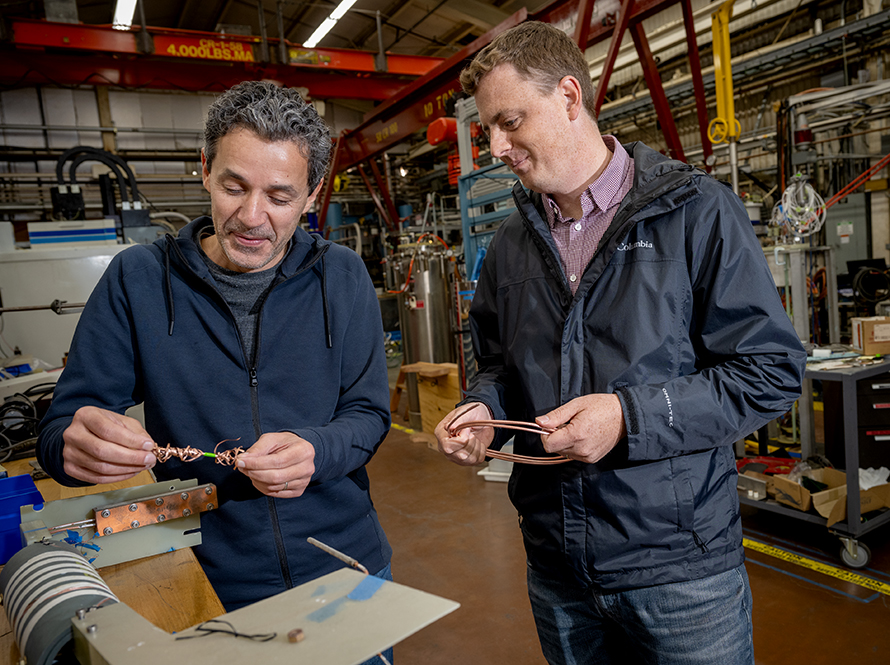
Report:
526,564,754,665
358,563,394,665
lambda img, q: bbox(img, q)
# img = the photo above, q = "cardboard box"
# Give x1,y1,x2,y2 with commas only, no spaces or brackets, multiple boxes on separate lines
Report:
851,316,890,355
403,362,460,434
772,467,846,512
772,467,890,527
739,469,775,501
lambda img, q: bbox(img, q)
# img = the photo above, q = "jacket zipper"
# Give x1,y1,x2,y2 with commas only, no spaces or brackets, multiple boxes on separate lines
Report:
692,530,710,554
250,278,294,591
201,273,295,591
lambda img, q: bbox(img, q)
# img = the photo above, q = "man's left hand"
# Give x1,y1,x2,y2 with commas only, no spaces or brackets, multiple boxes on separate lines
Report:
236,432,315,497
536,394,627,464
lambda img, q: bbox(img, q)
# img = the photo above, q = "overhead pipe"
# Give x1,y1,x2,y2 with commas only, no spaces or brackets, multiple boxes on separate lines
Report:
277,0,288,64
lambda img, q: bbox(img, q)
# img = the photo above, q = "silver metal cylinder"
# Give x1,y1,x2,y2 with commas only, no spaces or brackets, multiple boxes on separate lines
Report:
453,279,477,393
386,238,455,429
0,541,118,665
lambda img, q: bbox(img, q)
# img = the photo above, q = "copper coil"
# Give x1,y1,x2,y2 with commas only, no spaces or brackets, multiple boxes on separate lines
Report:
445,408,571,465
484,448,570,465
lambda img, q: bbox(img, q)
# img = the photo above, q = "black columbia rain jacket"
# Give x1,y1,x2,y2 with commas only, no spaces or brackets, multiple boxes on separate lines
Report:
464,142,806,589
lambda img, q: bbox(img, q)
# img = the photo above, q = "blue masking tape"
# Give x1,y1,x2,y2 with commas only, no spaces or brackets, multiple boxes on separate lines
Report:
347,575,386,601
308,596,347,622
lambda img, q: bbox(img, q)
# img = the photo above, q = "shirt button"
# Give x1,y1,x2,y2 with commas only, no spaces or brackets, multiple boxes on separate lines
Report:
574,223,582,231
570,274,577,282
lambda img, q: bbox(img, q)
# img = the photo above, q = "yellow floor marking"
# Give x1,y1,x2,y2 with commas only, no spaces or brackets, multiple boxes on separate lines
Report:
743,537,890,596
391,423,415,434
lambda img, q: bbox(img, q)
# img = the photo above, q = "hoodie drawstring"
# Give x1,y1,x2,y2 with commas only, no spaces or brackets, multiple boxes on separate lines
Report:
163,235,177,335
321,255,332,349
163,232,333,349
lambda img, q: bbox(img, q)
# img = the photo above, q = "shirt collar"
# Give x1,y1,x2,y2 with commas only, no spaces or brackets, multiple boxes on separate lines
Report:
544,135,629,227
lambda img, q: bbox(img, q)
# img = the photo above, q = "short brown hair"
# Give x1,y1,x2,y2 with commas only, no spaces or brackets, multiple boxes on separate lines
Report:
459,22,598,121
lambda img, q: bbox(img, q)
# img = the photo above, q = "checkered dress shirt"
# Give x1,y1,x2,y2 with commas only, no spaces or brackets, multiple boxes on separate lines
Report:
543,135,635,295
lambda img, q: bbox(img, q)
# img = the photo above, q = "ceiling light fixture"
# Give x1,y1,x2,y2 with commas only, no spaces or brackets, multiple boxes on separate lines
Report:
399,166,408,177
303,0,359,48
112,0,139,31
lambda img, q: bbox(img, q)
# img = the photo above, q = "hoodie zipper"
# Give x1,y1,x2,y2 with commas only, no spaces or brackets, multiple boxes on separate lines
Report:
165,232,331,593
248,279,294,591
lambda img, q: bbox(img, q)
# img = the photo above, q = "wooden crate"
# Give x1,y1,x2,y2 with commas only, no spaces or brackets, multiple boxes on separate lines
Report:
402,362,461,434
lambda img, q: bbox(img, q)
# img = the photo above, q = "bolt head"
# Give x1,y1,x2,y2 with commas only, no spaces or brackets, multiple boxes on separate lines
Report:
103,527,113,536
101,509,110,518
86,624,97,634
130,520,140,529
158,514,166,522
183,509,191,517
180,492,189,501
155,497,164,506
205,486,213,495
206,503,214,511
128,503,138,512
76,608,87,620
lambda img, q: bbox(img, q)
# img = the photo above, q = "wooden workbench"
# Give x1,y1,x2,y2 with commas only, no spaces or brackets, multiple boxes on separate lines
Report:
0,458,225,663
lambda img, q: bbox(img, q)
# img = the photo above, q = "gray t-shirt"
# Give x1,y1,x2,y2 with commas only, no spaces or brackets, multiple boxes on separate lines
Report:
198,238,281,363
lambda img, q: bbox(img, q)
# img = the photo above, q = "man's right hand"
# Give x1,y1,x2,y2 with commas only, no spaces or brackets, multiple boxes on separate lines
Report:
62,406,157,484
434,403,494,466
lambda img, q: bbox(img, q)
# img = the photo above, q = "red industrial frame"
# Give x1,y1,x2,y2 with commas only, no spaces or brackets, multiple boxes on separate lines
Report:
0,18,442,100
0,4,717,228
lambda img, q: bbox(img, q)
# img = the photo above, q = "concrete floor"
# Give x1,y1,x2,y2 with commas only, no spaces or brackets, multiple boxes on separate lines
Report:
367,426,890,665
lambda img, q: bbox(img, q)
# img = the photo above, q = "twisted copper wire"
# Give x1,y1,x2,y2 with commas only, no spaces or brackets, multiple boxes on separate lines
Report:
446,407,571,465
151,438,245,467
152,443,204,463
213,438,246,466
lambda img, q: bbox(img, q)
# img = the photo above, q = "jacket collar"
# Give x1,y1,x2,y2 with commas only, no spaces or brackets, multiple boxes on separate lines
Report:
158,217,333,346
519,141,705,230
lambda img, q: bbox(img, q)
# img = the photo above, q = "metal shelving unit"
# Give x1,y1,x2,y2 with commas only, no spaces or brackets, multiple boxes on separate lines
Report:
457,161,518,273
739,360,890,567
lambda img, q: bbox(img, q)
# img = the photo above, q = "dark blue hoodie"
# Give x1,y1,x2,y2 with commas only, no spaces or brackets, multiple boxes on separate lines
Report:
37,217,392,610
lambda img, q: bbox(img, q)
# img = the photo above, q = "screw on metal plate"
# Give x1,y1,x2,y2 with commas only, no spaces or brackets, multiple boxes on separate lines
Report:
182,509,191,517
128,503,138,512
158,514,166,522
86,624,97,634
76,609,86,620
205,486,213,495
101,510,110,518
103,527,113,536
130,520,140,529
155,497,164,506
180,492,189,501
206,503,214,511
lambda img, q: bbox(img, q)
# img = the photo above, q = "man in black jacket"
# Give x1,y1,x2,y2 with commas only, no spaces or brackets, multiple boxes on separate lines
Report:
435,21,805,665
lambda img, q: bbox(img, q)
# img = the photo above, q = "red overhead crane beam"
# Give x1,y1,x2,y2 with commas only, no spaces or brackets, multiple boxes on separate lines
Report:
1,49,410,99
0,18,442,99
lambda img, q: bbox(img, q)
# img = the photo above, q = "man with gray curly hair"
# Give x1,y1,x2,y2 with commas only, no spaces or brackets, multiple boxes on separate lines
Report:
37,80,394,632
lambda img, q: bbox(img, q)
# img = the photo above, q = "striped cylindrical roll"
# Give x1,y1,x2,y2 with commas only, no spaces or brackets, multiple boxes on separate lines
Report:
0,541,118,665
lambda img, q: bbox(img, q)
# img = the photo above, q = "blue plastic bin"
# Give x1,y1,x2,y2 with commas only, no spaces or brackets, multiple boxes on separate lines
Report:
0,475,44,564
